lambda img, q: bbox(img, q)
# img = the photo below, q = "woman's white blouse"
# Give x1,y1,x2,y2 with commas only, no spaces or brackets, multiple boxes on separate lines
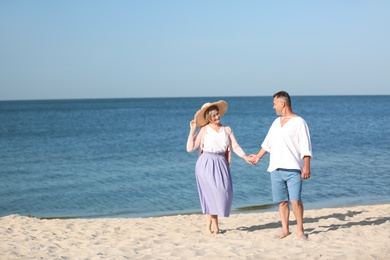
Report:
202,126,229,153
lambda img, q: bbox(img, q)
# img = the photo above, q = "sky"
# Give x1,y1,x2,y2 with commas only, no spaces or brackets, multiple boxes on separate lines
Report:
1,1,389,100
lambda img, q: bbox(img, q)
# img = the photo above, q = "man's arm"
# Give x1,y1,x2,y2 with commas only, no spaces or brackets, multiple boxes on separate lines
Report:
302,156,311,179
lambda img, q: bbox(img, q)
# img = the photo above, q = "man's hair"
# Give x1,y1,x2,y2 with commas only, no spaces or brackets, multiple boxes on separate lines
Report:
273,91,291,107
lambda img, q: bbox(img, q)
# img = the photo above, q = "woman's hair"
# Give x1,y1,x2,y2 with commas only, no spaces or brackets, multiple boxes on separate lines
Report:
204,105,219,122
273,91,291,107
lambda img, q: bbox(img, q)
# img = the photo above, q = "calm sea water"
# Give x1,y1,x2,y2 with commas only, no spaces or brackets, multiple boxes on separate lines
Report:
1,96,389,219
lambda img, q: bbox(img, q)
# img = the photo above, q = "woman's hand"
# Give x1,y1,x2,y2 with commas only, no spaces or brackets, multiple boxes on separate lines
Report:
243,155,255,165
189,120,197,132
190,119,196,127
248,154,261,165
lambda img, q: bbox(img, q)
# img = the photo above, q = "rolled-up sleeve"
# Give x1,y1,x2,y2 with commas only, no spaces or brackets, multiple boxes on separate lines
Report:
299,120,312,159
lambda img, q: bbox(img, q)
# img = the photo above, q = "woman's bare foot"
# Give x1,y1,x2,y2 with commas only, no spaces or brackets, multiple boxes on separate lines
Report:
276,232,291,239
211,228,220,236
205,215,212,235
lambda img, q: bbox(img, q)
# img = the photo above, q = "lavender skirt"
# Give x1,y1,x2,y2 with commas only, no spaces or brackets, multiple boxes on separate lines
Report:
195,152,233,217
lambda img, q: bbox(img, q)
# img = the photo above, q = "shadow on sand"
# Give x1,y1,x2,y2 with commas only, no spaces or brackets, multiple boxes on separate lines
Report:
235,210,390,234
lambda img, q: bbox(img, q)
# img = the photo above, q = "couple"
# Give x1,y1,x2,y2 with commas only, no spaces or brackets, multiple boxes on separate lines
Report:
186,91,312,239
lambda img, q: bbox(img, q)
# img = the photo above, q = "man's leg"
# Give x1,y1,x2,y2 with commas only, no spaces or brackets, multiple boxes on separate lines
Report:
278,201,290,238
291,200,306,239
286,170,306,239
270,170,290,238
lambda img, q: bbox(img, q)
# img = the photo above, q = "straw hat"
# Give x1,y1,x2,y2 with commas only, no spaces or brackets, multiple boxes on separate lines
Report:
194,100,228,127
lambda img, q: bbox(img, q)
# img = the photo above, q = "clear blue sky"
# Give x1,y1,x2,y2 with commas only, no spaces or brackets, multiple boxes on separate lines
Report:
1,1,389,100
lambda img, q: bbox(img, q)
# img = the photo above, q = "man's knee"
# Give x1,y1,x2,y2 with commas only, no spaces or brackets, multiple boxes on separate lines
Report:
279,201,289,207
290,200,302,208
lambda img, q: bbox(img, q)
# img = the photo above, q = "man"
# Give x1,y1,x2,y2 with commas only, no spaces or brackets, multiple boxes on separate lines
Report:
250,91,312,239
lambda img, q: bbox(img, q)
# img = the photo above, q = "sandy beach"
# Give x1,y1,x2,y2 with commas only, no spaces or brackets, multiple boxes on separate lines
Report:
1,203,389,259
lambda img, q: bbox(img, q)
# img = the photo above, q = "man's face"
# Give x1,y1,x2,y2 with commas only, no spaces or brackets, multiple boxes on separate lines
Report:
273,97,284,115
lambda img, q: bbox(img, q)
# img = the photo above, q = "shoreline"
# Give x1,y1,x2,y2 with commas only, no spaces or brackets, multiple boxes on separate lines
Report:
1,203,389,259
7,200,389,220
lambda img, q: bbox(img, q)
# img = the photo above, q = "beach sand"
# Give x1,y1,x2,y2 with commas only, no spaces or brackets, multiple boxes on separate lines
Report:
1,204,389,259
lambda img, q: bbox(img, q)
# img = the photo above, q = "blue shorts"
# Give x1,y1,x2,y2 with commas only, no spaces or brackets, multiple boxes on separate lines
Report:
270,168,302,203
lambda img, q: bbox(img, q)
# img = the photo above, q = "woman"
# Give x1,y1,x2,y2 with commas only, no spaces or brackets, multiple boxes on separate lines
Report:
186,100,252,235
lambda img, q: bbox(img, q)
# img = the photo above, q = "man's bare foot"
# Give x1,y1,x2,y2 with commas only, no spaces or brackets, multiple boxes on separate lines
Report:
276,232,291,239
205,229,213,236
297,233,308,240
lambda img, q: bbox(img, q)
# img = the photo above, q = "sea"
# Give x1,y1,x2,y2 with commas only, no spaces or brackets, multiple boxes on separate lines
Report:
1,96,389,219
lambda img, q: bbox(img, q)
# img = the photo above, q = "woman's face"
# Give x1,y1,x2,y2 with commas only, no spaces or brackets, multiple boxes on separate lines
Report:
208,109,221,124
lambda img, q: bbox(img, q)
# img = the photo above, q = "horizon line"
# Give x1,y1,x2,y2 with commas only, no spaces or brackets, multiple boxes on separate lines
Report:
1,93,390,102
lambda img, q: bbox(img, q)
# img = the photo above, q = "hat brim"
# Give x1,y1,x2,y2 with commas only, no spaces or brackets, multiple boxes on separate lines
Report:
194,100,228,127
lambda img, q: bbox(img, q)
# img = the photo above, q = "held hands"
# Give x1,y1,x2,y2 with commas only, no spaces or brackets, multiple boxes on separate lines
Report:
243,154,261,165
243,155,254,165
250,154,261,165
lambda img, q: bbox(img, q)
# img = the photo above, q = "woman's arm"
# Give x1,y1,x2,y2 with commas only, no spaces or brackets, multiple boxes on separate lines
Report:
186,120,202,152
225,126,253,164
